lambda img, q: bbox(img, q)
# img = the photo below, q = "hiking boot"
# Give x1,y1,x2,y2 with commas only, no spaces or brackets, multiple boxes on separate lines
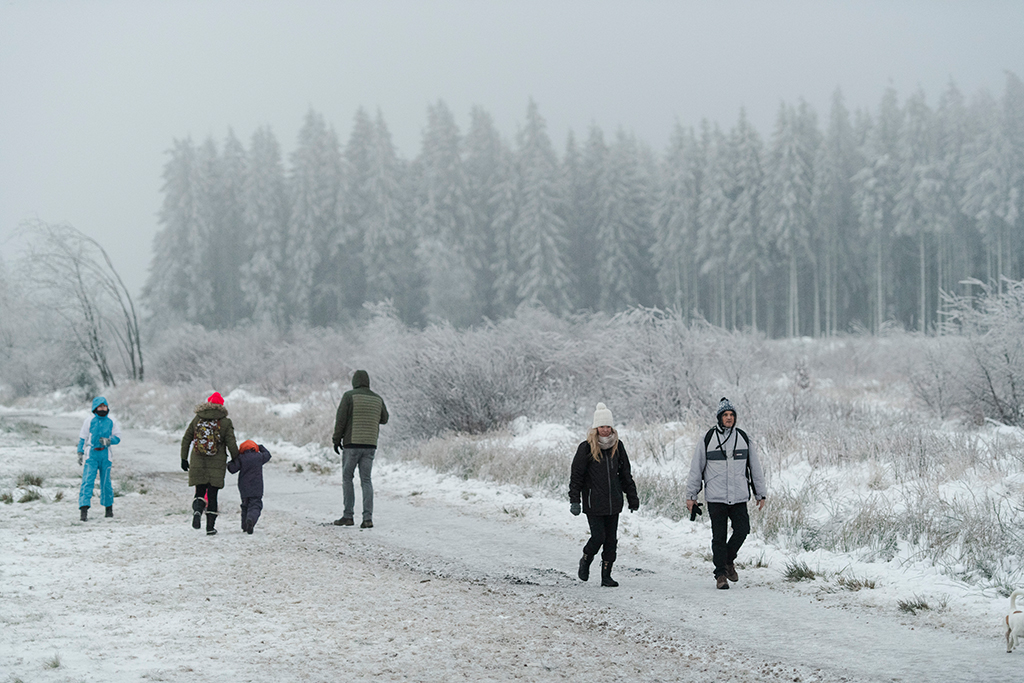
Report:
333,517,354,526
716,575,730,590
360,519,373,529
80,506,88,522
192,497,206,529
578,553,594,582
105,506,113,518
206,512,218,536
244,518,255,535
725,563,739,582
600,561,618,587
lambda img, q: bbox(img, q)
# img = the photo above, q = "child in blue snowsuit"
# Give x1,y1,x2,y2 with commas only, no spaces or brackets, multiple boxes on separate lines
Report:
227,439,271,534
77,396,122,521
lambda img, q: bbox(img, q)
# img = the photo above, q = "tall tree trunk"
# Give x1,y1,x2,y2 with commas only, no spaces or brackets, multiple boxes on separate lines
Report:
919,230,927,333
788,252,799,338
875,237,884,333
750,269,758,334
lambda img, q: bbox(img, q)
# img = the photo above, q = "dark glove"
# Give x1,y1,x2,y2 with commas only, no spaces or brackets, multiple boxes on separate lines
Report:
629,505,638,513
77,452,83,466
180,458,189,472
333,443,341,455
689,502,703,521
570,503,581,516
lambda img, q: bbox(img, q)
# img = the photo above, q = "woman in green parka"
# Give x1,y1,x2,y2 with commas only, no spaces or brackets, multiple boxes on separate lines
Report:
180,391,239,535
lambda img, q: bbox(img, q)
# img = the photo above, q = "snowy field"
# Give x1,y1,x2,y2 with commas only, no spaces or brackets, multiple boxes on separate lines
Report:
2,408,1023,682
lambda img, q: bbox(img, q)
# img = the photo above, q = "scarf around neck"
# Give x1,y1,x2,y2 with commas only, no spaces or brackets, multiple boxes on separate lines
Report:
598,433,618,451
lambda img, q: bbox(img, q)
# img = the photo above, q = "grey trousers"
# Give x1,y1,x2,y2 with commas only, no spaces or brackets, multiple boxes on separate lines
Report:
342,447,375,521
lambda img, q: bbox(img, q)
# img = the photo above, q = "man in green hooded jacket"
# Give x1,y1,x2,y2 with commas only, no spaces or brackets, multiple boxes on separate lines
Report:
332,370,389,528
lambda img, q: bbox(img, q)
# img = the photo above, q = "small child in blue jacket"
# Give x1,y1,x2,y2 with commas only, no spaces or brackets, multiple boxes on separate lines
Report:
227,439,271,534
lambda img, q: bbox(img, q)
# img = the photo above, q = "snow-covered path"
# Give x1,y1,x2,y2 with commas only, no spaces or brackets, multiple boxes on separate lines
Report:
2,411,1019,682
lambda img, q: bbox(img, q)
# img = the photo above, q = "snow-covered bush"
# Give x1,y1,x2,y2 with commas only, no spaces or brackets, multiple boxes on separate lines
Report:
932,281,1024,425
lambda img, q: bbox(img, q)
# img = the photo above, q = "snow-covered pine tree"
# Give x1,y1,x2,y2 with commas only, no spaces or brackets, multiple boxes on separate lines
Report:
765,102,817,338
217,129,249,327
363,110,422,324
561,130,588,311
894,88,943,331
414,100,478,325
695,121,734,328
652,122,699,316
596,129,655,313
145,137,198,324
934,80,972,314
728,108,765,332
960,89,1012,294
242,126,290,328
1001,72,1024,284
811,89,859,336
288,109,344,326
574,125,609,312
464,106,509,321
511,100,571,314
190,137,222,327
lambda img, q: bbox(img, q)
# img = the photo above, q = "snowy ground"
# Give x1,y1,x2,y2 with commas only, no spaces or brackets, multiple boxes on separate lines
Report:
1,410,1022,682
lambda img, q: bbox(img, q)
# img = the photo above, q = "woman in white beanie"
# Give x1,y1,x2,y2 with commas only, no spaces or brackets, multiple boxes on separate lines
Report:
568,403,640,587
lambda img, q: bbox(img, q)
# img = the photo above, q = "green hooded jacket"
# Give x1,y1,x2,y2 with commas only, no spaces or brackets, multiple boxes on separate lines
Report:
333,370,389,449
180,402,239,488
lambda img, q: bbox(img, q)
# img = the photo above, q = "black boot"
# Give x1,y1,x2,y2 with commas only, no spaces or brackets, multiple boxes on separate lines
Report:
80,506,88,522
206,512,218,535
601,560,619,587
192,497,206,529
578,553,594,581
105,506,113,518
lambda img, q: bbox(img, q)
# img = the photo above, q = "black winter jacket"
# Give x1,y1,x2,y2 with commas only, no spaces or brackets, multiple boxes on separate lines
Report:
227,445,272,499
569,440,640,516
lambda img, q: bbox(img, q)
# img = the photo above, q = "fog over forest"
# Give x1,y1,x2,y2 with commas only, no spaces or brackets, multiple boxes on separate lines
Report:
145,75,1024,338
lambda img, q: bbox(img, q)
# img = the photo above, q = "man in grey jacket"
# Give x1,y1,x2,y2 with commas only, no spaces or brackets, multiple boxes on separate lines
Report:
686,397,767,589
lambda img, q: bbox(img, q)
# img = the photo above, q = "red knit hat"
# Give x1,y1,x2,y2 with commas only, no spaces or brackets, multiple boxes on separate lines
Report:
239,439,258,453
208,392,224,405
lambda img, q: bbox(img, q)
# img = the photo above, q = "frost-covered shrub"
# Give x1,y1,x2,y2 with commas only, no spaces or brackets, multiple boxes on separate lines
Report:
147,323,358,392
937,281,1024,425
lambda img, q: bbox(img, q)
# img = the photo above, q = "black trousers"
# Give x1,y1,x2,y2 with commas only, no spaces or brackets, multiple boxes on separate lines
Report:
194,484,220,513
583,513,619,562
707,502,750,577
241,497,263,529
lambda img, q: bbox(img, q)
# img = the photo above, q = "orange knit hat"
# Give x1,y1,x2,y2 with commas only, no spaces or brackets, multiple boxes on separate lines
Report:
239,439,258,453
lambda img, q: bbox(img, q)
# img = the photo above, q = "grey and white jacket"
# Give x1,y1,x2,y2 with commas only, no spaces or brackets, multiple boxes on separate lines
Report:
686,426,766,505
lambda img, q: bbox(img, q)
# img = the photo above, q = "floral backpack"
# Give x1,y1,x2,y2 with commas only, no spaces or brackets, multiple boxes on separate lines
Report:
193,418,221,456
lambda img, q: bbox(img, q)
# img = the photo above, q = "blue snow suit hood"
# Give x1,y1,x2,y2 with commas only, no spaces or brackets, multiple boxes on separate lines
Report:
79,396,120,453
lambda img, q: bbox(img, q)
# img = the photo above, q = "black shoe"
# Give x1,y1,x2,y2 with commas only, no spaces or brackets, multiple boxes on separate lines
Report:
333,517,354,526
206,513,218,536
600,561,618,587
716,575,730,589
80,506,88,522
578,553,594,582
244,518,255,535
360,520,373,529
105,506,113,518
192,498,206,529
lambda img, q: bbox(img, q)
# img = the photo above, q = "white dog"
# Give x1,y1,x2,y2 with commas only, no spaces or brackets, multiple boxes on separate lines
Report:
1006,589,1024,653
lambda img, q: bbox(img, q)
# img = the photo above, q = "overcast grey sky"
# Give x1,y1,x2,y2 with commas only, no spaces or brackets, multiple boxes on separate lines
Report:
2,0,1021,297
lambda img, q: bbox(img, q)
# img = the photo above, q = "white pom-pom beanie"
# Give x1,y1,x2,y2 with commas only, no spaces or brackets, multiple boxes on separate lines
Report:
592,402,614,428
